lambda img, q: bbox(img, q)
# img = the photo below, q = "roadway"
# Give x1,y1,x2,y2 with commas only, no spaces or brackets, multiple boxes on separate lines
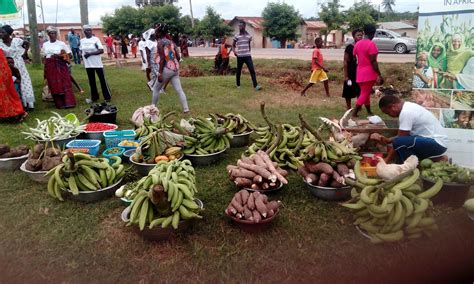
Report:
188,47,415,63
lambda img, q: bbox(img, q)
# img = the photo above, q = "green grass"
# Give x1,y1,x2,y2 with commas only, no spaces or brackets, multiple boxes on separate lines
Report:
0,59,472,282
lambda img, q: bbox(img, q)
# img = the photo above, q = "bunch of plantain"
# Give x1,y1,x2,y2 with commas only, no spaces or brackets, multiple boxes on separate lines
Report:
46,152,125,201
181,117,232,155
245,103,313,169
342,161,443,243
209,113,256,134
126,159,203,230
134,111,175,139
420,159,473,184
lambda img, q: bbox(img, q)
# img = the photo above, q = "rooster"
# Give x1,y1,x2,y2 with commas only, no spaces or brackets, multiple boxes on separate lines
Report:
376,155,419,181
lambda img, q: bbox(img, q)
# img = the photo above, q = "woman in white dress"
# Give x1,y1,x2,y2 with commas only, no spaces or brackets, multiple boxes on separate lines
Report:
0,25,35,111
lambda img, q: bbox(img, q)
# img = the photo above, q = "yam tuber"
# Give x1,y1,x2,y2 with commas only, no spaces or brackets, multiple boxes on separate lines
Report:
247,193,255,210
243,206,253,220
229,168,257,179
253,175,263,184
297,166,311,178
226,165,239,173
276,168,288,177
254,194,268,217
240,190,250,205
266,200,281,211
305,161,333,175
231,197,244,213
257,150,288,184
240,156,254,165
252,153,267,169
336,163,350,176
237,160,276,182
226,204,237,215
329,180,344,188
234,177,253,188
252,210,262,223
318,173,330,187
251,183,262,191
262,183,270,190
306,173,318,185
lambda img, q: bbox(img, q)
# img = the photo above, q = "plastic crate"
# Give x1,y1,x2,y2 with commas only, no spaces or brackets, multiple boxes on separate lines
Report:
103,130,136,148
117,139,140,151
66,139,101,156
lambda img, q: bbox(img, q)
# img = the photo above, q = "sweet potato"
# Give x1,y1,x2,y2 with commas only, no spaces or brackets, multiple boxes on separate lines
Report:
318,173,330,187
336,163,350,176
332,171,343,183
329,180,344,188
234,177,253,188
304,161,333,175
252,210,262,223
347,159,357,169
0,144,10,156
306,173,318,185
297,166,311,178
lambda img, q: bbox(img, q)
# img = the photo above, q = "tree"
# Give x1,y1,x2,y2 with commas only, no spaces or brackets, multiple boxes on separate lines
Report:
101,6,143,36
319,0,344,46
261,2,301,48
381,0,396,13
345,1,377,31
135,0,177,7
194,6,232,43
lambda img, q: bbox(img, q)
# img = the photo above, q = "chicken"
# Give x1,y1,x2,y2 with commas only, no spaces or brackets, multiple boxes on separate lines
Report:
376,155,419,181
320,109,371,148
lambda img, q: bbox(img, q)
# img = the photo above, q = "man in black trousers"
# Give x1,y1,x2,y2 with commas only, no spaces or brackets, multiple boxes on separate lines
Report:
233,21,261,91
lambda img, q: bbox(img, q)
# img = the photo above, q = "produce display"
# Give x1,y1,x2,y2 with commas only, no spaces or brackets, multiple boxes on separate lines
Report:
209,113,256,134
133,130,184,164
84,122,116,132
225,190,281,223
227,150,289,191
86,102,117,115
245,103,313,169
182,117,232,155
134,111,175,138
24,143,62,171
298,160,352,188
46,152,125,201
122,159,203,230
342,161,442,243
22,112,84,141
420,159,474,184
0,144,29,159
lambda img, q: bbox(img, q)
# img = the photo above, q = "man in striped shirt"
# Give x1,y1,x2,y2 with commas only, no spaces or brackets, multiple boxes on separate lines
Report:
233,21,261,90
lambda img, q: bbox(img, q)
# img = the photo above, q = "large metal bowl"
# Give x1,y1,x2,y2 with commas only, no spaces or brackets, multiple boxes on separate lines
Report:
121,199,204,241
230,131,253,148
421,177,471,208
83,123,118,141
130,153,183,176
62,178,124,203
0,153,29,170
19,161,49,183
303,179,351,201
123,149,136,163
184,148,227,166
225,208,280,233
241,181,284,194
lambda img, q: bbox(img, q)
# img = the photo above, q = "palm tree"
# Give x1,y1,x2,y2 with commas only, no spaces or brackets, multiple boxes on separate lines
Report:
381,0,395,13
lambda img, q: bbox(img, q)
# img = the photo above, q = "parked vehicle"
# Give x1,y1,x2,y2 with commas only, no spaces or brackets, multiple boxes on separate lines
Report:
346,29,417,54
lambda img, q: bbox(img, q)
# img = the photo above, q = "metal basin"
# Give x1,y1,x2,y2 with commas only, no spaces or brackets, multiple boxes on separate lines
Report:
421,177,471,208
230,131,253,148
241,181,284,194
62,178,124,203
303,179,351,201
123,149,136,163
184,148,227,166
20,161,49,184
225,208,280,233
130,153,183,176
121,199,203,241
0,153,29,170
83,123,118,141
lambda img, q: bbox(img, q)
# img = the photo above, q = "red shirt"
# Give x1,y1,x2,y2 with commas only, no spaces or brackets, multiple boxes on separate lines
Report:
105,36,113,47
312,48,323,71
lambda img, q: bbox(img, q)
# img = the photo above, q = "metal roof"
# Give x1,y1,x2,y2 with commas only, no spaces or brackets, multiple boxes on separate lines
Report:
377,21,416,30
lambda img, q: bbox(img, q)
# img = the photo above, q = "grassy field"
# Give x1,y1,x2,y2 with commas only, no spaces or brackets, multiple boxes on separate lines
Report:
0,59,473,283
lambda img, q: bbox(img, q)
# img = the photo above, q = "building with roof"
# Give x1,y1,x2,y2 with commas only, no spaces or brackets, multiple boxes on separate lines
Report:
16,23,105,44
228,16,271,48
377,21,418,38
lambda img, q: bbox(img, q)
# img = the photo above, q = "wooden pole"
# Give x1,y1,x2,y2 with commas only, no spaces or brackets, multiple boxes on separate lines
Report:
189,0,194,28
80,0,89,26
26,0,40,66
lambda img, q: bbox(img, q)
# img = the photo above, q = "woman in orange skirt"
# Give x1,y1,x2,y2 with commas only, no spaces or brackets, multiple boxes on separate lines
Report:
0,48,26,121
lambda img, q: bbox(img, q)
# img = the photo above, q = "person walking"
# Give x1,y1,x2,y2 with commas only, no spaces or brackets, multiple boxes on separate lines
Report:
233,21,261,90
151,24,189,114
342,29,363,109
352,24,384,117
105,33,114,60
0,48,27,122
41,26,76,109
130,35,138,58
0,25,35,111
300,38,330,97
67,28,81,65
80,25,112,103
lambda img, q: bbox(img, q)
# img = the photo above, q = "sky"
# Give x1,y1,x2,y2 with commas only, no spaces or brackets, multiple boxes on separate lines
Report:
3,0,419,28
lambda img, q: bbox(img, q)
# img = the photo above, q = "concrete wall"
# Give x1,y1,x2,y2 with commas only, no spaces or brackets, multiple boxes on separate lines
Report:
230,22,272,48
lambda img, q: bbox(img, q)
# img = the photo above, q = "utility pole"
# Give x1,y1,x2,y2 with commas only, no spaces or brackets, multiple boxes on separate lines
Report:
80,0,89,26
26,0,40,66
189,0,194,28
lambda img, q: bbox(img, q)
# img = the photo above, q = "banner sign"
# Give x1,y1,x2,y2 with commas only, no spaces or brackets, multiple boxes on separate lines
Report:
412,0,474,168
0,0,23,21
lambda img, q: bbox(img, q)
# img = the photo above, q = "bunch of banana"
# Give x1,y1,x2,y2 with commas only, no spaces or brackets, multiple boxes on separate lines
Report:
209,113,256,135
182,117,232,155
126,159,203,230
46,152,125,201
134,112,175,139
342,161,443,244
135,131,167,164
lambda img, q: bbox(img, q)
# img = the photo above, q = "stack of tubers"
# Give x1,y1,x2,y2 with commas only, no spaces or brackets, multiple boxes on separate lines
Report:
227,150,289,191
0,144,29,159
298,160,355,188
25,144,62,171
225,190,281,223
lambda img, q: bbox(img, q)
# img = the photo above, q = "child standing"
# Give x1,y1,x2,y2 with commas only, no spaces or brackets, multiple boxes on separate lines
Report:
301,38,329,97
413,52,433,88
7,57,23,104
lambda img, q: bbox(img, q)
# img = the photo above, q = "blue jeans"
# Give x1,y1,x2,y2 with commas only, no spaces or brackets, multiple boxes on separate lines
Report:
393,136,447,162
71,47,81,64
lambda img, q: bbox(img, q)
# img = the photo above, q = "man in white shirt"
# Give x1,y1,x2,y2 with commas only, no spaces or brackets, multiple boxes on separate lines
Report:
80,25,111,103
371,95,448,163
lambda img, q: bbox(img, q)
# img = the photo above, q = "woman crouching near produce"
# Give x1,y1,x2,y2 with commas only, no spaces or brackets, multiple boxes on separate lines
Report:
371,95,448,163
0,48,27,122
42,26,76,109
151,24,190,114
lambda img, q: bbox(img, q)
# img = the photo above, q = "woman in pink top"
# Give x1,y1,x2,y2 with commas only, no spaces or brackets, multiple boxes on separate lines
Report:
352,24,384,117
